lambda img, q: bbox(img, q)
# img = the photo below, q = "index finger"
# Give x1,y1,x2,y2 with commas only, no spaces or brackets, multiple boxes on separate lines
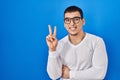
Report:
53,26,56,37
48,25,52,35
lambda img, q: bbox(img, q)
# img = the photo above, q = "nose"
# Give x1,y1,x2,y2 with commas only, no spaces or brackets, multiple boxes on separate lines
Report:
70,19,74,25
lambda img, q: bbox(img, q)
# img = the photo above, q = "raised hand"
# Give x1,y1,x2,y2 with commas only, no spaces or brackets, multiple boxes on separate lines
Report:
46,25,58,52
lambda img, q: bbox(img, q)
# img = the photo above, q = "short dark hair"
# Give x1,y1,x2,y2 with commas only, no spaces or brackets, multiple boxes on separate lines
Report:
64,6,83,19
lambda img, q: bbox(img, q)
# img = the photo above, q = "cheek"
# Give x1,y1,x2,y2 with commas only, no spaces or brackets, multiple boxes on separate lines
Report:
77,23,83,28
64,24,69,29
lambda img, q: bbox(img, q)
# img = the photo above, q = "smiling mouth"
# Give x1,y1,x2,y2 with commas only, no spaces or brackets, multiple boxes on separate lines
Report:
69,27,77,31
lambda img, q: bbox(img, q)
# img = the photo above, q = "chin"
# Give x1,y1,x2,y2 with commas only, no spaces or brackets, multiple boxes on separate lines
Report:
69,33,78,36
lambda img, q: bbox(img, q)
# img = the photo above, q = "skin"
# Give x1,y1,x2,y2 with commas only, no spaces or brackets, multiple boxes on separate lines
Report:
46,11,85,79
62,65,70,79
46,25,58,52
64,11,85,45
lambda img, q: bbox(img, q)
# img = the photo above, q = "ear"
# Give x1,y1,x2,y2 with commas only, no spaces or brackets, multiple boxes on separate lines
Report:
82,18,85,26
64,23,69,31
64,23,67,29
64,23,66,28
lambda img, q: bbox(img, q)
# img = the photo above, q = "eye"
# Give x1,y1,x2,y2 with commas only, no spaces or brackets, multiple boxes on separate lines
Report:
74,18,80,21
65,18,70,22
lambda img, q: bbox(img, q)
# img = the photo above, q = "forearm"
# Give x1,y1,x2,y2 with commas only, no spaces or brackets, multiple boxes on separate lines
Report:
70,65,107,80
47,51,62,79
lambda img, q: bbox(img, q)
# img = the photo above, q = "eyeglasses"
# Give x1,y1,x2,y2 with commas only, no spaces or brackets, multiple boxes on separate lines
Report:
64,17,82,24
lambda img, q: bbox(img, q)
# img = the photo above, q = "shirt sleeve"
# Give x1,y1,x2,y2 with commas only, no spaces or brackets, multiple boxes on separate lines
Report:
47,42,63,80
70,38,108,80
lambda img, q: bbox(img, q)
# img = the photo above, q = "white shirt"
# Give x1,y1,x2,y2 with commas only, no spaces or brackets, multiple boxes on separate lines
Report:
47,33,108,80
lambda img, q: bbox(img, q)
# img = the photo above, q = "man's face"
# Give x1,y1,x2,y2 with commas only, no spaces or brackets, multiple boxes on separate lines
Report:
64,11,85,36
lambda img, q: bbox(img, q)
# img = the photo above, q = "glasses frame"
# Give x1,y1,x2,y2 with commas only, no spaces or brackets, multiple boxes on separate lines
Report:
64,16,82,24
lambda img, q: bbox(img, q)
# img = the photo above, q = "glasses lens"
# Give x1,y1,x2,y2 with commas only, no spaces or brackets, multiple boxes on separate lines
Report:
64,17,81,24
64,18,70,24
73,17,81,24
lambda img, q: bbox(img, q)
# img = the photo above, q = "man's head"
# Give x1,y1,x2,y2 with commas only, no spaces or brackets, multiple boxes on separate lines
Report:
64,6,83,19
64,6,85,36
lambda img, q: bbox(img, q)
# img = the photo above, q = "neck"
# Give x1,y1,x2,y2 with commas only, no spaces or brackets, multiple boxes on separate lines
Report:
69,31,85,45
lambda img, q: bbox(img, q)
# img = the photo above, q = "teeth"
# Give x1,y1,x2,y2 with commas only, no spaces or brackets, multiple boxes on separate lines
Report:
70,27,76,30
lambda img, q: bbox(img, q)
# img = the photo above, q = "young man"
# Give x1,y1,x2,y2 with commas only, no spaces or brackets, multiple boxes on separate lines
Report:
46,6,108,80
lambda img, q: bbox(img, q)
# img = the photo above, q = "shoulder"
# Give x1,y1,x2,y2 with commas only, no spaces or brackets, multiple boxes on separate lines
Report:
59,35,69,44
84,33,105,49
86,33,104,42
56,35,68,49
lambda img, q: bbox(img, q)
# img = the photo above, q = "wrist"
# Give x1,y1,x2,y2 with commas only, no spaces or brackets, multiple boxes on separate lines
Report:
49,48,56,52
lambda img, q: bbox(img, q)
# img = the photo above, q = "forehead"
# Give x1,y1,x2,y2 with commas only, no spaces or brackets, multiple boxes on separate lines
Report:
64,11,81,18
